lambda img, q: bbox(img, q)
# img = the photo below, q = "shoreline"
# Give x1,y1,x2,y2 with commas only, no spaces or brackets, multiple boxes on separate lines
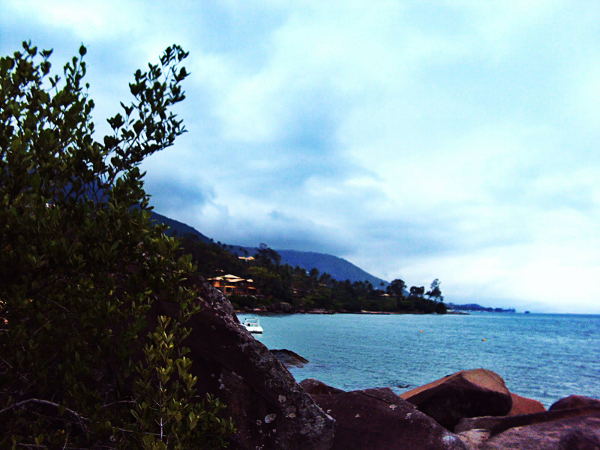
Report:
236,308,470,315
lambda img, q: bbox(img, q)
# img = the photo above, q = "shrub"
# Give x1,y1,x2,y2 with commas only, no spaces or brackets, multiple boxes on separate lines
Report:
0,41,233,449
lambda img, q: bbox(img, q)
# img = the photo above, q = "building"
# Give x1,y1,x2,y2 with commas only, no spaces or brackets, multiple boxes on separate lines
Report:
208,274,258,296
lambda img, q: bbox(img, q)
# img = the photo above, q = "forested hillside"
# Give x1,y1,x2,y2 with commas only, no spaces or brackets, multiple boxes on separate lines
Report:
152,211,388,286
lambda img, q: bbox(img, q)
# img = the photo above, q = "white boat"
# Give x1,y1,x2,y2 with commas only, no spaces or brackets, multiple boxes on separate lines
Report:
243,317,263,334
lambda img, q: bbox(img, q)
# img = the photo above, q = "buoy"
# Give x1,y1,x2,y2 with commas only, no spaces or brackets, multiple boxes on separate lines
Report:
482,338,486,341
420,330,423,333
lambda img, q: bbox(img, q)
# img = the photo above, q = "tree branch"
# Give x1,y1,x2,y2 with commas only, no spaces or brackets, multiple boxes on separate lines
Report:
0,398,90,432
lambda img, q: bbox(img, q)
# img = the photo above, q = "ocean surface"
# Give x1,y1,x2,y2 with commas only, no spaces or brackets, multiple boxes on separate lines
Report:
238,312,600,408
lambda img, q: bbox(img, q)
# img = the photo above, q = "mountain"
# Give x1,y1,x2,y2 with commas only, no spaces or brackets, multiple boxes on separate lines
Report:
151,211,389,287
276,249,389,287
150,211,212,244
446,303,515,313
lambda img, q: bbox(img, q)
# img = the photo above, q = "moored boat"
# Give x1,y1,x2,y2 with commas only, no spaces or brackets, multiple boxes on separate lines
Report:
243,317,263,334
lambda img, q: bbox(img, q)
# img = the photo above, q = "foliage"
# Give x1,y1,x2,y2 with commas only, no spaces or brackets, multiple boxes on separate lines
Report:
177,237,447,314
426,278,443,302
0,42,233,448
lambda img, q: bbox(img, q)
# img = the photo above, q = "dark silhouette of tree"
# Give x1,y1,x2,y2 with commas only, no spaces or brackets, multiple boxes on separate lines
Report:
0,41,234,448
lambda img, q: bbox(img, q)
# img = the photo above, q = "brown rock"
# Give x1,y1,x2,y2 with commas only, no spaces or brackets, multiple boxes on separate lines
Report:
149,277,335,450
267,301,293,313
456,405,600,435
300,378,345,396
270,349,309,368
456,406,600,450
550,395,600,411
481,415,600,450
508,392,546,415
400,369,512,430
558,428,600,450
310,386,468,450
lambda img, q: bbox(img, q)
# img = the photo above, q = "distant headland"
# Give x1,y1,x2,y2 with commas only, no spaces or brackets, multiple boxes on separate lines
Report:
447,303,516,313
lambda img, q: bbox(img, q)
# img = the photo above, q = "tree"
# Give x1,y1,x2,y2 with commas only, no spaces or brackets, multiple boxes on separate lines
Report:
387,279,406,310
0,42,233,448
426,278,444,302
255,243,282,267
387,279,406,297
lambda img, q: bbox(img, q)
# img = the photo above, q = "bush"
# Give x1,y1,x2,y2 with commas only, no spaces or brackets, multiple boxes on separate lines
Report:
0,42,233,449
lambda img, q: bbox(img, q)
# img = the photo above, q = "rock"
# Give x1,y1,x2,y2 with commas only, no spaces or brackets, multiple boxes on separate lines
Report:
271,349,309,368
455,407,600,450
148,276,335,450
399,369,512,430
480,415,600,450
456,429,490,450
508,392,546,415
558,428,600,450
456,405,600,435
267,301,293,313
300,378,345,396
550,395,600,411
309,385,468,450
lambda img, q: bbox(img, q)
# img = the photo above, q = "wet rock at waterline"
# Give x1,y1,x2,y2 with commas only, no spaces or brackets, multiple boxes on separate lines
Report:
300,378,345,396
270,349,309,368
400,368,513,430
508,392,546,416
550,395,600,412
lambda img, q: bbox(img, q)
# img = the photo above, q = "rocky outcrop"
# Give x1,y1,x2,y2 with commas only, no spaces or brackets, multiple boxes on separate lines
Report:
508,392,546,415
304,382,468,450
400,369,513,430
149,276,335,450
267,301,293,313
550,395,600,411
300,378,345,396
271,349,309,368
149,280,600,450
455,406,600,449
462,415,600,449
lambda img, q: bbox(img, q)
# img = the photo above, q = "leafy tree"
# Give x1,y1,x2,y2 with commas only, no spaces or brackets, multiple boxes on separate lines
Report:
387,279,406,297
254,243,282,268
0,42,233,448
387,279,406,310
426,278,444,302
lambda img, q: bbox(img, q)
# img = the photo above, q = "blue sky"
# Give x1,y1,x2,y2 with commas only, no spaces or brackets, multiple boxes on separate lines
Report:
3,0,600,313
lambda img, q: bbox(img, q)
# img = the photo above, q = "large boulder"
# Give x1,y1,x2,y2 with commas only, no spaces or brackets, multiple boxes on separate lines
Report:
479,415,600,450
149,277,335,450
271,349,309,368
508,392,546,415
550,395,600,411
307,384,468,450
455,406,600,450
300,378,345,396
399,369,512,430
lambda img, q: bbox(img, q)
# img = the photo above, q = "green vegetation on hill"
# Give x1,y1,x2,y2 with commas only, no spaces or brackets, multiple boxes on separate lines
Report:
152,211,213,244
177,237,447,314
265,249,389,287
153,209,389,286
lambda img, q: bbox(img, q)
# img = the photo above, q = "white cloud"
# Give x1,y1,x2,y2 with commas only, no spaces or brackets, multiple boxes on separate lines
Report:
5,0,600,312
6,0,146,40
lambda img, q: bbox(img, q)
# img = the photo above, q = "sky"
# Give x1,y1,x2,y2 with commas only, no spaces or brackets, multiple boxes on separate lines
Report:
3,0,600,313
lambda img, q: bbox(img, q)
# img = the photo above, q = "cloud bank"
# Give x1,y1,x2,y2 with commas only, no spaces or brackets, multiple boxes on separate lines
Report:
3,0,600,313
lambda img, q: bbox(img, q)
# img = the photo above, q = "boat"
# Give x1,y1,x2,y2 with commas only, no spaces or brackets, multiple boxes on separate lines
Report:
243,317,263,334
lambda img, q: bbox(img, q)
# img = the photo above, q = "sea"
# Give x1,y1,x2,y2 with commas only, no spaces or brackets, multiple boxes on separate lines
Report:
238,312,600,408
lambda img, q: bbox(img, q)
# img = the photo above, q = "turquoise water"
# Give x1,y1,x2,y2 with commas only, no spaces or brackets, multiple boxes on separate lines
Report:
239,312,600,408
